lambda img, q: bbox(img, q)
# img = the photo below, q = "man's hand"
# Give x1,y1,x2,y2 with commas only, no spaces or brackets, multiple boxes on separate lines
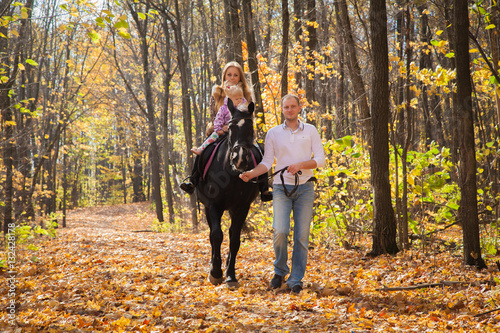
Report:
239,170,254,182
239,164,268,182
287,162,302,175
287,160,317,175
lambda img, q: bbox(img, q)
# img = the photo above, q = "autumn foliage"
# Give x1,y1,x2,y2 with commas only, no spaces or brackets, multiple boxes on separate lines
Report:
2,0,500,331
0,203,499,332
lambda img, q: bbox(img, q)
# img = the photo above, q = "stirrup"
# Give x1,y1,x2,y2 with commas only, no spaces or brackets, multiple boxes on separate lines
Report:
180,177,195,194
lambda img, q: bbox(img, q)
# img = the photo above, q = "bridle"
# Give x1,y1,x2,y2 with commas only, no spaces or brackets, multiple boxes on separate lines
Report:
227,116,257,171
228,116,301,197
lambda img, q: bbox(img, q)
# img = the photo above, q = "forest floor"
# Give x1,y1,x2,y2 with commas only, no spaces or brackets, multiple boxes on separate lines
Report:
2,202,500,332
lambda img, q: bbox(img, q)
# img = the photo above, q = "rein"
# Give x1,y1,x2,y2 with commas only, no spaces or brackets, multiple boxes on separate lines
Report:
250,166,302,198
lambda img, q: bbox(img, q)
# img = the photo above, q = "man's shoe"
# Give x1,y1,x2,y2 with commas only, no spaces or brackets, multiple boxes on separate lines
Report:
270,274,284,289
261,191,273,202
180,181,195,194
291,285,302,294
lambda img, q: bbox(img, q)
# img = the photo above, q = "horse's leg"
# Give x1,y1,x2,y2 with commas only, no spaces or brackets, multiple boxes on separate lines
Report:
225,206,251,288
206,204,224,285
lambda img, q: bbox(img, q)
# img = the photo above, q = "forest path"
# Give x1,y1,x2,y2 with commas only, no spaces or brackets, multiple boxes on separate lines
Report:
2,202,500,332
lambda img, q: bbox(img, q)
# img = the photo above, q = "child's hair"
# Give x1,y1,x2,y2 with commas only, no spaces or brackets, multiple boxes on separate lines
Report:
225,84,244,99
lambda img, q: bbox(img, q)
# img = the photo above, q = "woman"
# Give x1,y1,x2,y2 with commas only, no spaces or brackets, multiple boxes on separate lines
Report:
180,62,271,202
206,61,253,136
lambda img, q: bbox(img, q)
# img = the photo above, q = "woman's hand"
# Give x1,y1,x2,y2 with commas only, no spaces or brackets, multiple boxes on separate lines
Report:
217,129,225,136
222,125,228,132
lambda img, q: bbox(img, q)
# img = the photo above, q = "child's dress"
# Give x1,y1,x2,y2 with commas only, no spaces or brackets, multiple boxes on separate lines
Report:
198,97,247,151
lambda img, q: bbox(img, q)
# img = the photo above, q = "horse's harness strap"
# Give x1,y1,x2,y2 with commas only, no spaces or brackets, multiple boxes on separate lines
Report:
202,138,225,180
279,168,302,197
250,166,302,198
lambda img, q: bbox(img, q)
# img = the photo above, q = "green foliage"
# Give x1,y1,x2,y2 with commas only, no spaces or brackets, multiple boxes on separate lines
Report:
0,213,59,268
14,214,59,251
151,215,187,233
311,136,372,246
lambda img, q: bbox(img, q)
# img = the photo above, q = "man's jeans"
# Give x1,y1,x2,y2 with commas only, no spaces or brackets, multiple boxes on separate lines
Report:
272,181,315,288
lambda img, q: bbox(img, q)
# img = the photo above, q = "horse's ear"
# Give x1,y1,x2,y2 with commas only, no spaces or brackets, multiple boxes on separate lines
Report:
247,102,255,115
227,98,236,117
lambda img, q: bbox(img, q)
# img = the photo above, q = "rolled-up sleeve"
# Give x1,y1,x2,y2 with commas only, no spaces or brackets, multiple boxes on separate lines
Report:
311,127,326,168
259,130,275,171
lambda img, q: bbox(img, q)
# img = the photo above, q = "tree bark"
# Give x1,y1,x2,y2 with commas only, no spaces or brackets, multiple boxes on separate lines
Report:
293,0,303,90
337,0,371,146
171,0,198,230
242,0,265,138
224,0,243,65
160,16,176,224
454,0,486,269
333,0,346,138
489,0,500,135
368,0,399,255
280,0,289,104
128,1,164,222
305,0,317,106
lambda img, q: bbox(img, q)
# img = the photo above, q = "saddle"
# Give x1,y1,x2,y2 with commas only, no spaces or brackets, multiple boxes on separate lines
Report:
197,134,228,180
196,134,263,181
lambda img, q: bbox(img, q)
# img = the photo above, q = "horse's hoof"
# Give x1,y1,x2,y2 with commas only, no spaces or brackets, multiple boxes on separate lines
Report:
225,277,239,289
208,273,224,285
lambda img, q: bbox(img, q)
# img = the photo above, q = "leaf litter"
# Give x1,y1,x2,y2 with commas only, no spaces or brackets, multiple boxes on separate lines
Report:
1,202,500,332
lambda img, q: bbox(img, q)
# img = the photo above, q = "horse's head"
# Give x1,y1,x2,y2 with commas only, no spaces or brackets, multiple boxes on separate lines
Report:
226,99,257,172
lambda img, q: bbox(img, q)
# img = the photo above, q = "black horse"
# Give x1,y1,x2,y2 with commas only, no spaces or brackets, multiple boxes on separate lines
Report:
195,99,262,288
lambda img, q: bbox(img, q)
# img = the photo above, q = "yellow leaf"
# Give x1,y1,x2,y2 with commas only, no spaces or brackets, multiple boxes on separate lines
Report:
113,316,131,327
153,308,162,317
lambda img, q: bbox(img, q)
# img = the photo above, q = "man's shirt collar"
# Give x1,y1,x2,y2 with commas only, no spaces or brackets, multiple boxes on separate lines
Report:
282,119,304,132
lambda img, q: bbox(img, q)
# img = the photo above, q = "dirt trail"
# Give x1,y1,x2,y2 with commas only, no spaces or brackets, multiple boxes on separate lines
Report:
1,203,499,332
64,202,156,231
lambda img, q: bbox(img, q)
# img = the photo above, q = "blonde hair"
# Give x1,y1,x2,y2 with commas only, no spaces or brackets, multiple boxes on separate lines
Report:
213,62,253,111
225,84,244,99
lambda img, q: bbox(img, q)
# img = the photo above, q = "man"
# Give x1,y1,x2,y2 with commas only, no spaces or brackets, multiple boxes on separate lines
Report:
240,94,325,293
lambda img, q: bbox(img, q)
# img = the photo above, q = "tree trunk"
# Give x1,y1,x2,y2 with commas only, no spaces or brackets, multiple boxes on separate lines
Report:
129,1,164,222
443,0,459,172
293,0,303,90
131,148,146,203
368,0,399,256
401,6,413,250
418,4,445,147
305,0,317,106
172,0,198,230
242,0,265,138
333,1,346,138
280,0,289,104
224,0,243,65
489,0,500,135
62,130,68,227
454,0,486,269
208,0,221,80
337,0,371,146
160,17,176,224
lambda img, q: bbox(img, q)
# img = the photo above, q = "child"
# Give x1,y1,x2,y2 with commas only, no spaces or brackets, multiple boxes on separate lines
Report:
191,84,247,155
